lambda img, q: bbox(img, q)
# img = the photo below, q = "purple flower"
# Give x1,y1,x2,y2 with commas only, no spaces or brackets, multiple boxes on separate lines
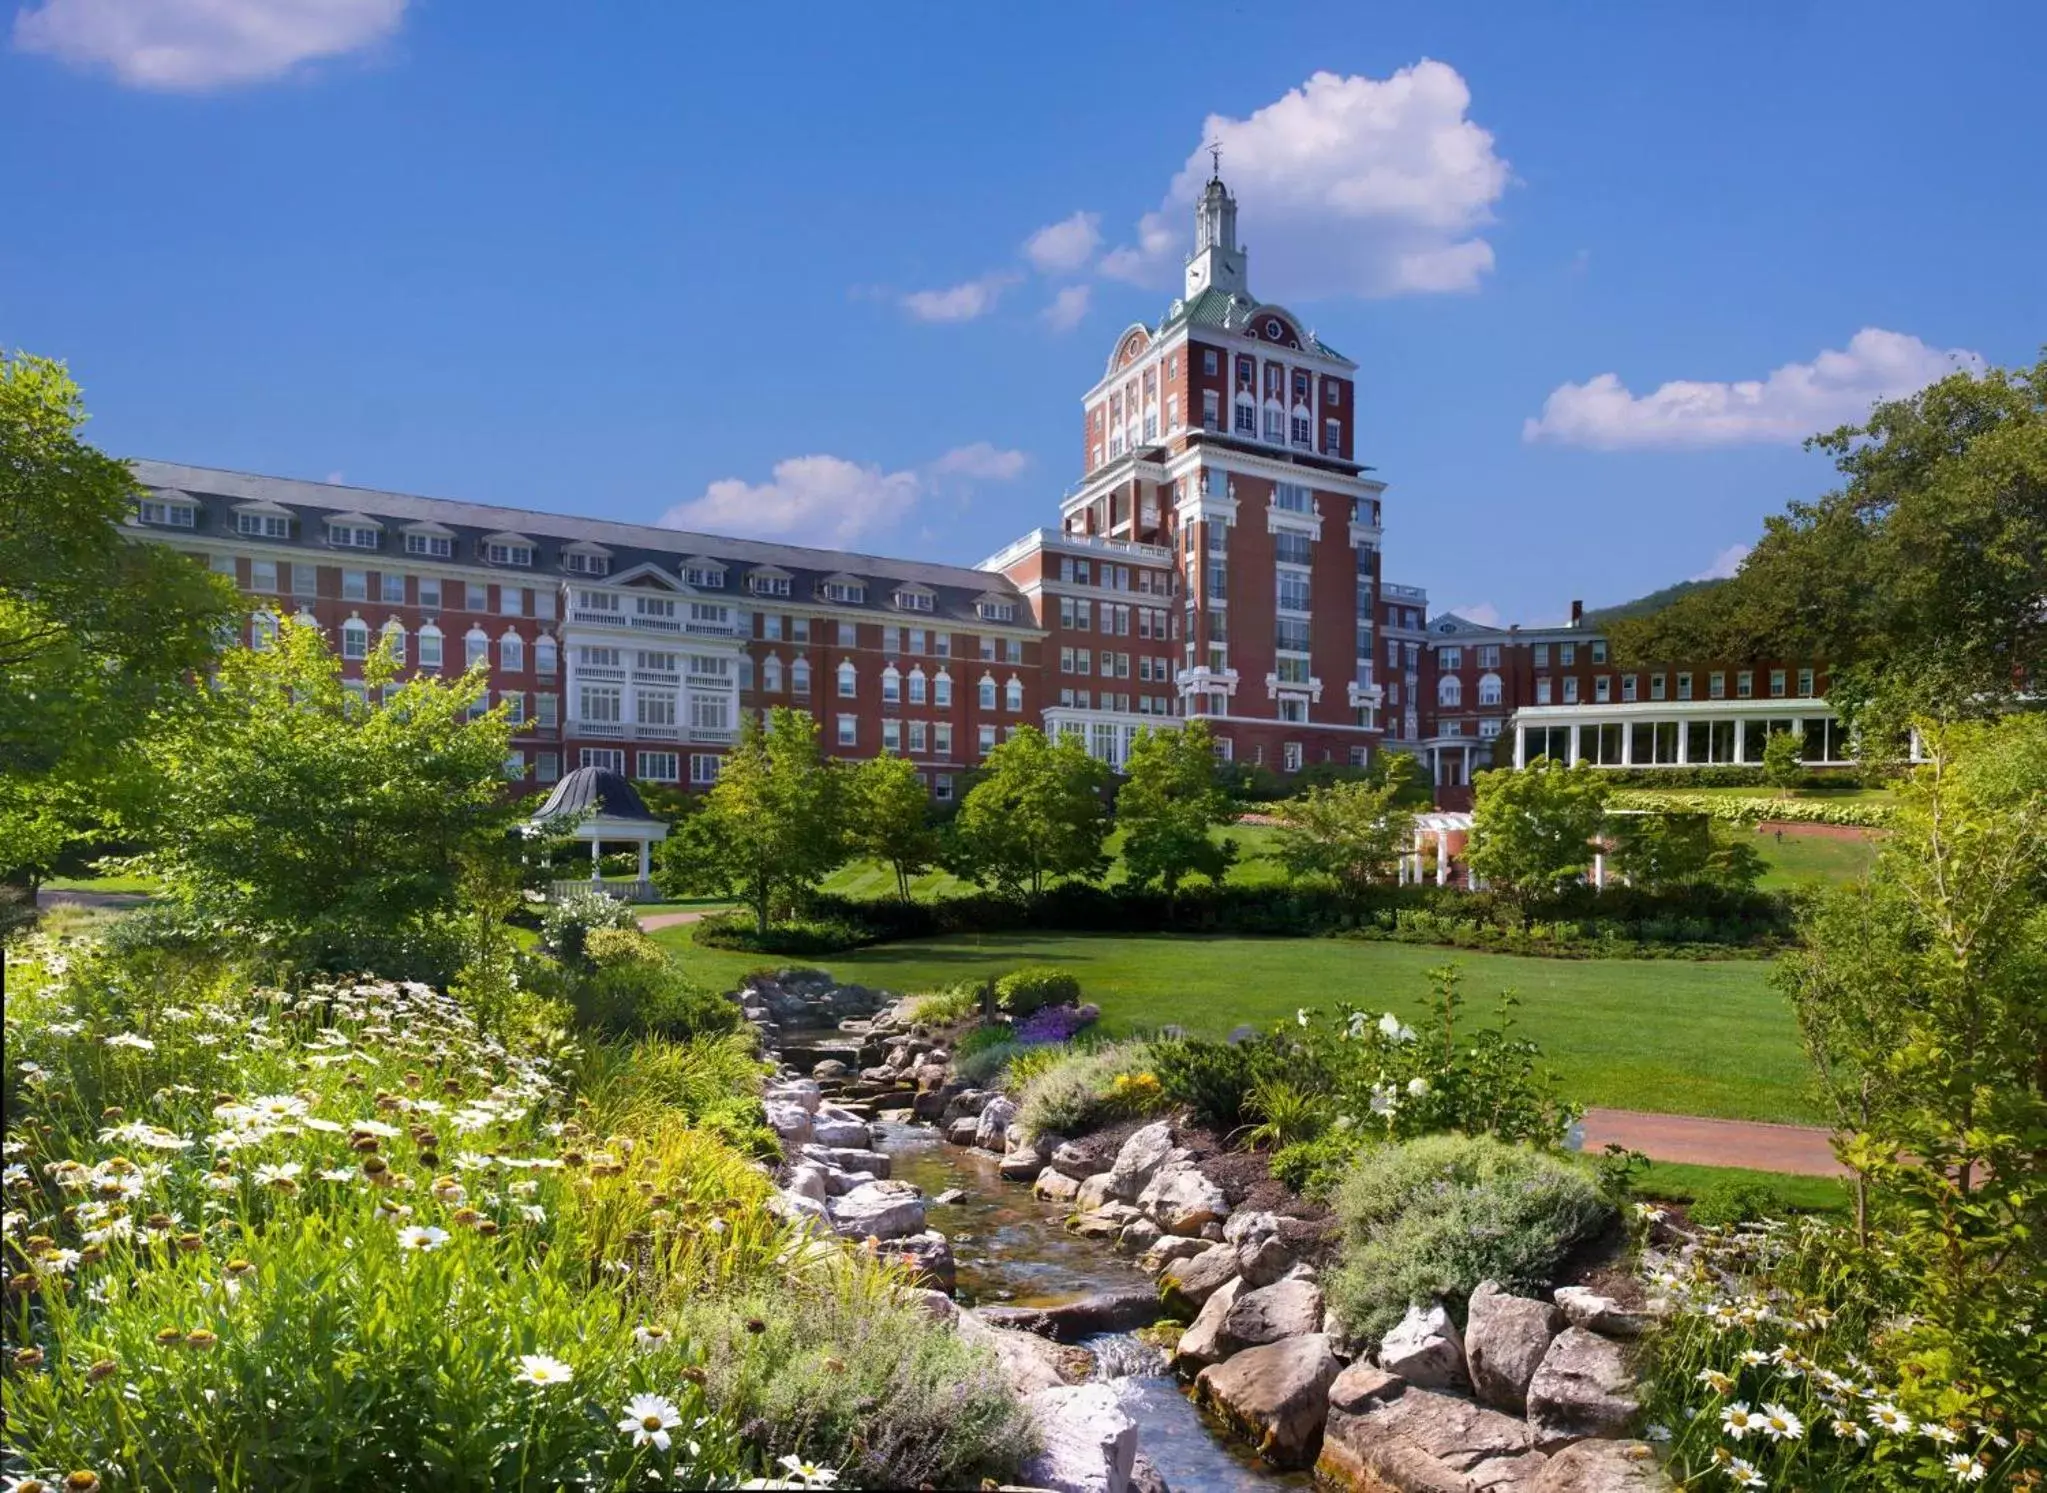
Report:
1013,1004,1099,1045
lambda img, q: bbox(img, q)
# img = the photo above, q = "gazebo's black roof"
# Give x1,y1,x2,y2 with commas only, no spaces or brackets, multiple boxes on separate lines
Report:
530,767,659,824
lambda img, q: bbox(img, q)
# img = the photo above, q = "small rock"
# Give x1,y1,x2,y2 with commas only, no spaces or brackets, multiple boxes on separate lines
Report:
1117,1217,1161,1256
799,1144,890,1178
1018,1382,1139,1493
1171,1274,1244,1369
1200,1220,1226,1242
1221,1277,1326,1356
1073,1172,1117,1212
1138,1234,1211,1275
810,1116,871,1149
811,1059,849,1080
1553,1286,1656,1339
1160,1242,1241,1313
941,1088,992,1124
762,1100,813,1146
909,1089,947,1121
1138,1164,1228,1234
870,1229,955,1294
1378,1302,1466,1390
1049,1140,1096,1180
999,1140,1048,1182
1526,1328,1642,1446
1223,1208,1280,1246
783,1163,829,1205
1238,1233,1292,1288
1069,1204,1141,1240
1327,1361,1404,1415
1034,1167,1082,1204
908,1288,958,1327
1127,1451,1170,1493
1467,1279,1565,1414
945,1116,980,1146
1193,1333,1341,1469
1532,1439,1673,1492
932,1188,966,1207
975,1095,1018,1152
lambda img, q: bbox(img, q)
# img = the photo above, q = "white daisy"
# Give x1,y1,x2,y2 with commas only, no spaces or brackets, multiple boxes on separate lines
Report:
104,1032,155,1051
514,1353,572,1387
1946,1452,1986,1482
395,1225,449,1251
618,1392,683,1449
1721,1402,1759,1440
1722,1457,1764,1488
1759,1404,1803,1441
1869,1403,1912,1434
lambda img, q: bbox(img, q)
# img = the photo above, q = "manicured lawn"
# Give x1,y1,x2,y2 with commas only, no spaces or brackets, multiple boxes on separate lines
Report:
656,925,1812,1124
1751,827,1879,891
40,872,159,894
816,823,1290,902
1632,1160,1849,1215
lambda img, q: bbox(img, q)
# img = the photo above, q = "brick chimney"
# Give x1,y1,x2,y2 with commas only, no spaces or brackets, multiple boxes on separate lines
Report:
1570,599,1584,628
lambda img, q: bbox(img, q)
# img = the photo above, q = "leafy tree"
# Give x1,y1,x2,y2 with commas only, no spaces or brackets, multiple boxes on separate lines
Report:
1116,720,1239,893
1465,760,1610,911
655,707,845,933
0,351,240,887
135,619,519,972
1759,728,1805,791
948,726,1110,898
1269,752,1422,900
1612,354,2047,726
850,751,941,903
1778,712,2045,1386
1606,811,1763,893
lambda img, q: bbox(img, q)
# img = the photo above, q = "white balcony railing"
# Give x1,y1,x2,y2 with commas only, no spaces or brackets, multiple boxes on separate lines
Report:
577,664,628,682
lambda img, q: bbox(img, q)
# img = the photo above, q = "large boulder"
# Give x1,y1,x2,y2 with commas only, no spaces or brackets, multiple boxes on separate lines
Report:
941,1088,992,1124
1172,1273,1244,1370
957,1311,1090,1396
1192,1333,1342,1469
1220,1277,1326,1356
826,1179,926,1240
798,1144,890,1178
1117,1217,1162,1256
1238,1233,1293,1288
1049,1139,1097,1180
1069,1203,1143,1240
945,1116,980,1147
974,1095,1018,1151
1138,1234,1211,1276
809,1116,872,1149
1378,1302,1467,1390
1526,1329,1641,1446
1552,1287,1656,1340
1073,1173,1117,1212
762,1101,813,1147
1106,1120,1176,1201
869,1229,955,1294
1160,1242,1241,1312
1138,1164,1229,1234
1018,1382,1139,1493
978,1289,1166,1342
1318,1378,1540,1493
763,1078,822,1114
783,1163,829,1206
999,1137,1050,1182
1034,1167,1082,1204
1467,1279,1565,1413
1532,1440,1672,1492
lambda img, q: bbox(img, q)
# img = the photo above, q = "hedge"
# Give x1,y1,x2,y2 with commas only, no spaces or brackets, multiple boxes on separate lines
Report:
1607,790,1895,828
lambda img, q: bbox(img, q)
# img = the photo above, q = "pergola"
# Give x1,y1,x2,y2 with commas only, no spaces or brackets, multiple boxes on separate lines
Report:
528,766,669,902
1400,811,1475,888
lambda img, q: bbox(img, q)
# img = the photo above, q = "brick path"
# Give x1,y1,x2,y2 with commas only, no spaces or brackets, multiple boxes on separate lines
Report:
1581,1107,1845,1176
639,909,715,931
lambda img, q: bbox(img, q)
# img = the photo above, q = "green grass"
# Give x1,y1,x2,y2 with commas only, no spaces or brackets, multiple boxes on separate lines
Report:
1632,1161,1849,1215
1751,827,1880,891
816,823,1292,902
655,925,1813,1124
39,872,159,894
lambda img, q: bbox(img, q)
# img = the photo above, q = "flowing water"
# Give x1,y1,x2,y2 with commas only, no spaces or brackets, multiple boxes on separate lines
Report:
875,1121,1311,1491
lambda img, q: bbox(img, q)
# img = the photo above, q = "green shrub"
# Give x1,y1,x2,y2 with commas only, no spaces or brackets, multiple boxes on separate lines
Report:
907,981,988,1027
993,965,1081,1017
673,1286,1030,1489
1687,1177,1788,1228
1326,1134,1612,1339
568,933,741,1042
540,884,642,964
1011,1039,1165,1139
1270,1132,1360,1197
1243,1076,1333,1149
953,1038,1022,1088
1151,1033,1299,1135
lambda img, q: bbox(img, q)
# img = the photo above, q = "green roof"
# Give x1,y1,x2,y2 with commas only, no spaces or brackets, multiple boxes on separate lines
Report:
1154,287,1348,363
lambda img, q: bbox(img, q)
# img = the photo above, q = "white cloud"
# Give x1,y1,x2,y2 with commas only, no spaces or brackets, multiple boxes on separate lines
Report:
900,272,1019,324
1100,62,1509,299
662,444,1027,547
13,0,404,89
1693,544,1751,582
1041,284,1092,333
1523,328,1987,450
1023,211,1102,275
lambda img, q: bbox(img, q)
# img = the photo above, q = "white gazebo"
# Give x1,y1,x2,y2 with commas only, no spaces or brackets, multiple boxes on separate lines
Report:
1400,811,1475,888
528,766,670,902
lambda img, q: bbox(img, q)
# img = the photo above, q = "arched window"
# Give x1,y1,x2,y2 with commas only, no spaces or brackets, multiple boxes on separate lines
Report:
464,628,489,669
499,630,525,672
1005,677,1024,712
381,619,407,663
1438,675,1463,708
908,667,927,705
881,665,901,705
341,617,369,661
791,656,811,694
418,623,444,671
978,675,998,710
763,655,783,692
836,660,857,699
534,635,557,676
934,670,953,707
1477,672,1502,707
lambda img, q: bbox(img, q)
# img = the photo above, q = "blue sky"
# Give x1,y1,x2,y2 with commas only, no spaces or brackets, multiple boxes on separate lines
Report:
5,1,2042,624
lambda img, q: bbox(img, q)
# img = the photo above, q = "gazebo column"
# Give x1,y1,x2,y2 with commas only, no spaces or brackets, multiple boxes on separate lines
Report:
1435,829,1449,886
590,837,603,881
637,839,652,887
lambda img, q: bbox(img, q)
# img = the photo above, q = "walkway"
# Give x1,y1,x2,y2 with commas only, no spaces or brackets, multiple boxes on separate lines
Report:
639,908,715,931
1581,1107,1846,1177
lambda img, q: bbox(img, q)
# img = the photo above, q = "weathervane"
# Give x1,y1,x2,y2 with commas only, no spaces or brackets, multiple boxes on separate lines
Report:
1208,140,1223,179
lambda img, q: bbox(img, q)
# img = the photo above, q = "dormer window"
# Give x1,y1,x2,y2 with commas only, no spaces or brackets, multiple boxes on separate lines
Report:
138,497,196,528
564,551,610,576
684,558,727,589
976,598,1017,623
748,569,791,597
234,507,293,539
485,541,534,567
893,586,935,613
328,521,381,550
404,532,454,558
821,577,866,605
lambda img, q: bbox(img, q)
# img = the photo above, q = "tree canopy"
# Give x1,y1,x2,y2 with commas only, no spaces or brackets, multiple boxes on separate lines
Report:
1268,751,1422,899
1115,720,1239,893
135,619,519,972
0,351,240,886
1611,354,2047,726
848,751,941,904
1465,759,1611,909
948,726,1110,898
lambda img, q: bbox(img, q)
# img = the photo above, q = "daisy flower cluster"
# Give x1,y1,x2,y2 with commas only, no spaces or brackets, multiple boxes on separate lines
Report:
1638,1217,2035,1489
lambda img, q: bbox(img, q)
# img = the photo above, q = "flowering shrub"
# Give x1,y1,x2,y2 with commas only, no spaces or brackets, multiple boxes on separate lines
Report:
1609,789,1895,828
1011,1003,1099,1046
0,935,1012,1490
992,966,1081,1018
1010,1040,1167,1139
1638,1217,2041,1489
